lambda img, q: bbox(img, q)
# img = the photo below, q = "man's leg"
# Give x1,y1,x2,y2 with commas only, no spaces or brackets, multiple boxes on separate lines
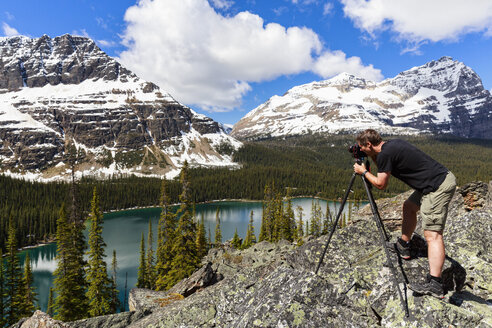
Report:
402,199,419,242
424,230,445,277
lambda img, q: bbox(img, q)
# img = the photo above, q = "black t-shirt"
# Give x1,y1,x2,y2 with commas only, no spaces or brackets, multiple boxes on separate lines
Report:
376,139,448,194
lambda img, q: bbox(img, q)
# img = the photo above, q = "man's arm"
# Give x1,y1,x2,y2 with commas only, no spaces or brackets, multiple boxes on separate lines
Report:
353,163,390,190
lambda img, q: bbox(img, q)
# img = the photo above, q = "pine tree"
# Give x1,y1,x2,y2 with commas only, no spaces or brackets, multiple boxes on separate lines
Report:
146,220,156,289
155,179,176,291
85,187,112,317
53,203,88,321
137,232,147,288
242,211,257,249
214,207,222,245
310,200,322,237
19,252,37,318
322,202,332,235
231,228,241,248
110,250,120,314
258,202,267,242
208,225,213,249
0,249,6,328
282,190,296,242
296,206,304,238
5,217,23,325
196,215,207,259
47,287,54,317
162,161,200,289
68,167,89,317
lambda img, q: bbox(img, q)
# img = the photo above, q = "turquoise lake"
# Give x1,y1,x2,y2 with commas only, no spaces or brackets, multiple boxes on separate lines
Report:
22,198,363,312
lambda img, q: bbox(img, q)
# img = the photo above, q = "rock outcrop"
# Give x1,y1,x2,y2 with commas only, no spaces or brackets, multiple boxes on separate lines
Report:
14,182,492,327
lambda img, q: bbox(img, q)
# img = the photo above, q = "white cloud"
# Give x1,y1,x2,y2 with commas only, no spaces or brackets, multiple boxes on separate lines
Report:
313,50,383,81
323,2,333,16
97,39,117,47
341,0,492,43
5,12,14,21
119,0,381,111
209,0,234,10
71,29,91,38
2,22,19,37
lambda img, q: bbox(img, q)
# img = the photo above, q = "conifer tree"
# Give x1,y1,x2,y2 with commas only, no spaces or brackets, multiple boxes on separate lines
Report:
53,203,73,320
242,211,257,249
322,203,332,235
110,250,120,314
137,232,147,288
47,288,54,317
5,217,23,325
19,252,37,318
196,215,207,259
208,225,213,249
296,206,304,238
310,200,322,237
282,190,296,242
53,203,88,321
0,249,6,328
146,220,156,289
258,202,267,242
85,187,112,317
272,192,283,242
155,180,176,291
68,168,89,317
214,207,222,245
161,161,200,289
231,228,241,248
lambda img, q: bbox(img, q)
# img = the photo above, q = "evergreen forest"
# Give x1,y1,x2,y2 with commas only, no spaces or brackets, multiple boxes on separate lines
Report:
1,134,491,253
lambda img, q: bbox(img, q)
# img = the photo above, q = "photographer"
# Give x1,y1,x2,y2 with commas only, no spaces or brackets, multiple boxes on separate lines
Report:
353,129,456,298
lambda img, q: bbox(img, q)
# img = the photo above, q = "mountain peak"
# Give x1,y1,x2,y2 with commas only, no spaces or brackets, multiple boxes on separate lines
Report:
0,34,133,90
232,57,492,140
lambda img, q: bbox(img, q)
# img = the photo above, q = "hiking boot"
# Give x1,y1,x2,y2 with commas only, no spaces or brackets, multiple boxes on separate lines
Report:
409,274,445,299
386,237,411,260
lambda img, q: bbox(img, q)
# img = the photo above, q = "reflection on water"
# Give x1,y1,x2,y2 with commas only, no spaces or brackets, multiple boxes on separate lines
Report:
26,198,362,312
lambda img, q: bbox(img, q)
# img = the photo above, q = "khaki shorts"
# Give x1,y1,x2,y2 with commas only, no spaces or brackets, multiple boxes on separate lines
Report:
407,172,457,231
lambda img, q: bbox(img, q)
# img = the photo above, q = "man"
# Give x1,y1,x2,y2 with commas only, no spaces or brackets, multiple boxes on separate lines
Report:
353,129,456,298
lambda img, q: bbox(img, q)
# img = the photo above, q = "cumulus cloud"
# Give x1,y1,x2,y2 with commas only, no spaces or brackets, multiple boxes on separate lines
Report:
209,0,234,10
119,0,381,111
313,50,383,81
2,22,19,37
341,0,492,43
323,2,334,16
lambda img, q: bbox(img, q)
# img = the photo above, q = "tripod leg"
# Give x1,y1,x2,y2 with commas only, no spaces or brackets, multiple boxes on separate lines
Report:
315,172,357,275
361,175,410,318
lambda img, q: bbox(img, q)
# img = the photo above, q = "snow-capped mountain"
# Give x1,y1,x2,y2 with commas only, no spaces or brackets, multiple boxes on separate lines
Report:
232,57,492,140
0,34,241,180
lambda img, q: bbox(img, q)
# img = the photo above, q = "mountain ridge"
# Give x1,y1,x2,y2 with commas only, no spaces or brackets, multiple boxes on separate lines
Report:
0,34,241,180
232,56,492,140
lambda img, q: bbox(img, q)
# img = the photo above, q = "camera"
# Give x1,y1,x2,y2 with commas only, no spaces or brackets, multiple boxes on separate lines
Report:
348,144,366,160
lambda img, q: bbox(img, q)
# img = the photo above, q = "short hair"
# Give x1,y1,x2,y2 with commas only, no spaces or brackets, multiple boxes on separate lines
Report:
356,129,382,146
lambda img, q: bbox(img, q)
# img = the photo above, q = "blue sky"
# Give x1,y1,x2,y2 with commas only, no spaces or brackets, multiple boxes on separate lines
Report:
2,0,492,125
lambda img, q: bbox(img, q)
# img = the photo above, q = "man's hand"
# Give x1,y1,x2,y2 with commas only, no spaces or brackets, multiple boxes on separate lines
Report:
353,162,366,175
354,162,390,190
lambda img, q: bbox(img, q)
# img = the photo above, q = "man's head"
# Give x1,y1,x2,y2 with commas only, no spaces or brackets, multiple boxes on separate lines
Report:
356,129,383,156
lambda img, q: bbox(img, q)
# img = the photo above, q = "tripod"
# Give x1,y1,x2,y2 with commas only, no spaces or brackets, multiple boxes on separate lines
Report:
315,160,410,318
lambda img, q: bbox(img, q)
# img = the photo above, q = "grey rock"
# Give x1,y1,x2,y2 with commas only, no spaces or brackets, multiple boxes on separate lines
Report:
10,310,70,328
15,182,492,327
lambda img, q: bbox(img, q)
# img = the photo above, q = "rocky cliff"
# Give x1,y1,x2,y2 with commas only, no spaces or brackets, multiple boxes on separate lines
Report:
13,181,492,327
0,34,241,179
232,57,492,140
